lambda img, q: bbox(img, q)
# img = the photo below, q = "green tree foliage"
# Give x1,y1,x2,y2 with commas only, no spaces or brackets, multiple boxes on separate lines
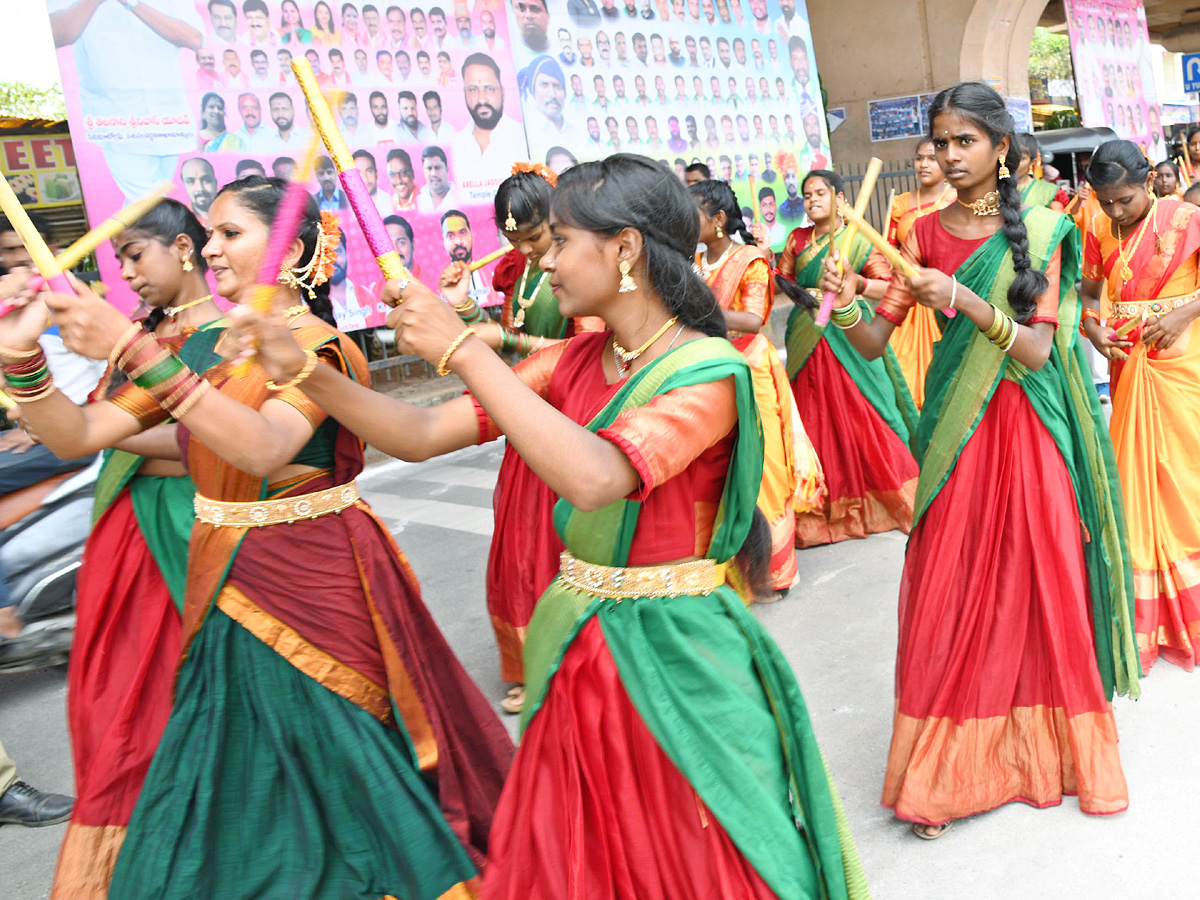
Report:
1029,27,1074,83
0,82,67,120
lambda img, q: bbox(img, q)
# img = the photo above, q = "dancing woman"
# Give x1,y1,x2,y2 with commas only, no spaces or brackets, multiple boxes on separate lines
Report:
43,201,225,899
691,178,822,594
822,82,1136,838
234,154,868,899
448,163,602,713
776,169,918,547
1015,133,1067,211
1079,140,1200,671
0,177,512,900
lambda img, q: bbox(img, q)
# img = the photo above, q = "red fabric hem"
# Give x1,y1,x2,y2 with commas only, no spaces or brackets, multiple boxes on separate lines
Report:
873,305,906,326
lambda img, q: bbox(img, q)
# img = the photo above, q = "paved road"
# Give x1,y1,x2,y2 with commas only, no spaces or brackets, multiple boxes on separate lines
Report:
1,442,1194,899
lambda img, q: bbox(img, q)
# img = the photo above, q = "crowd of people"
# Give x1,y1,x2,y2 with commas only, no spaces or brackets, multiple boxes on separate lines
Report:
0,75,1198,899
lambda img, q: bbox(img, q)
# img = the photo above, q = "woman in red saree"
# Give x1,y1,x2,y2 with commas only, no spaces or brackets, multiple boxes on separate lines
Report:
823,83,1136,839
887,138,956,408
1079,139,1200,672
776,169,919,547
449,164,602,712
1,176,512,900
690,178,822,594
233,154,869,899
43,200,226,899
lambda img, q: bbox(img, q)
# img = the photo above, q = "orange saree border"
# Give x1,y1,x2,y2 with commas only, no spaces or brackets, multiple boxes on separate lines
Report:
796,477,916,548
49,823,126,900
884,705,1128,825
489,616,527,684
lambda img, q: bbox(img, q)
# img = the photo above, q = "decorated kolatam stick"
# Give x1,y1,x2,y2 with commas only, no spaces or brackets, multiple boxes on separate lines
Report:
468,245,511,272
0,175,72,297
292,58,409,287
817,157,882,327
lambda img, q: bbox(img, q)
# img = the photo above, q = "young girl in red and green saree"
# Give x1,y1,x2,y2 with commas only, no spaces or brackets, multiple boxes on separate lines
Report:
231,154,868,899
0,177,512,900
821,82,1137,839
41,200,226,899
1078,139,1200,672
690,178,823,594
775,169,919,548
448,163,603,713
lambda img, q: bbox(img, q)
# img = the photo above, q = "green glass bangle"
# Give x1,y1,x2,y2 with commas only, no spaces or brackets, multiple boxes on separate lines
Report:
132,355,185,390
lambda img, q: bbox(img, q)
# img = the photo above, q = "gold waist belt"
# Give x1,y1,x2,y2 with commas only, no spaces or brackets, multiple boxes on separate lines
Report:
558,550,726,599
1111,292,1197,318
194,481,359,528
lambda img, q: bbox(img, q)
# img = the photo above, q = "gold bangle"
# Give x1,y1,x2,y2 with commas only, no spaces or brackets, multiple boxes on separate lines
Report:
0,343,43,364
437,327,476,376
109,322,145,369
265,349,320,391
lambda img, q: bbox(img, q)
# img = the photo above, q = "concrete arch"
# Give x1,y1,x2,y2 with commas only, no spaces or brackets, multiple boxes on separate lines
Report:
959,0,1049,96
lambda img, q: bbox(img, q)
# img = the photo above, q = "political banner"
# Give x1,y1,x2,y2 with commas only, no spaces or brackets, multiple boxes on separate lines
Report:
48,0,528,325
1063,0,1164,161
504,0,830,247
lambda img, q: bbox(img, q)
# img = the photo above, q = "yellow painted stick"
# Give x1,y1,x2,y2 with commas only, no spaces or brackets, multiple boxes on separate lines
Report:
748,174,760,224
468,245,511,272
0,175,68,291
0,389,15,411
838,202,918,279
57,183,175,271
814,159,882,326
884,187,896,237
1112,311,1143,338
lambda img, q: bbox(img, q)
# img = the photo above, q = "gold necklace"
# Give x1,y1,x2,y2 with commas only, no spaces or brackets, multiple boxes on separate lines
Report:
513,262,547,329
162,295,213,318
957,191,1001,216
283,303,310,320
612,315,679,377
1116,199,1156,283
700,242,734,279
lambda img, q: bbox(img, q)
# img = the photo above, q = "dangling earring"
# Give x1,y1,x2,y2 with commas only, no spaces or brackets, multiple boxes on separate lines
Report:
182,257,195,273
998,159,1011,180
504,201,516,232
618,259,637,293
715,224,724,238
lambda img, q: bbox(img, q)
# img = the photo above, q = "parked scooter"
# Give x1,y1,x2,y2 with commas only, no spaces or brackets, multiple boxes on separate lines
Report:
0,457,98,672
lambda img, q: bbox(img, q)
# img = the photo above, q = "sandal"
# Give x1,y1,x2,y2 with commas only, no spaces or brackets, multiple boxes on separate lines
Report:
911,821,953,840
500,685,525,715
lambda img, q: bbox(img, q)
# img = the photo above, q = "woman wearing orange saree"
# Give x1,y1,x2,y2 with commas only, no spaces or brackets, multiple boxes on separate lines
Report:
887,138,956,407
690,179,824,593
0,177,512,900
776,169,919,548
1081,139,1200,672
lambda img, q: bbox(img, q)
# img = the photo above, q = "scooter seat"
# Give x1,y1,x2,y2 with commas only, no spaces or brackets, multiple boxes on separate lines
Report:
0,472,76,531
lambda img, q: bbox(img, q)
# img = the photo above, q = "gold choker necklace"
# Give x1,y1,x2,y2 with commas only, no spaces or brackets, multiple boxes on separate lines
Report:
162,295,213,318
612,316,678,377
283,304,310,320
957,192,1001,216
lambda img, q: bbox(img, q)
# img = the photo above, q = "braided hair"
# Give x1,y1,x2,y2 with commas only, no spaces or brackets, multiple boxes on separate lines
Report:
120,199,210,333
928,82,1047,324
688,179,755,245
215,176,337,327
551,153,726,337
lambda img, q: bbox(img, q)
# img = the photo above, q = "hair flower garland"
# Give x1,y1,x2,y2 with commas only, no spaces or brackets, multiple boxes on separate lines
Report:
511,161,557,187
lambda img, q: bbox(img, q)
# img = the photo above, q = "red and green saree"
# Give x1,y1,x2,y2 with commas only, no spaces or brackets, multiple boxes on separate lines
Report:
881,207,1137,826
475,331,868,899
51,322,225,900
107,325,513,900
778,225,919,547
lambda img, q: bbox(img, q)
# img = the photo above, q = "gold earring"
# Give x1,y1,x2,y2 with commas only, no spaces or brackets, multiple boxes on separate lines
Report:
715,225,723,238
182,257,194,273
618,259,637,293
998,160,1011,180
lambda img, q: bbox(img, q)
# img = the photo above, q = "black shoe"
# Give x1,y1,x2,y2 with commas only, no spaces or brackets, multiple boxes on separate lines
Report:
0,780,73,827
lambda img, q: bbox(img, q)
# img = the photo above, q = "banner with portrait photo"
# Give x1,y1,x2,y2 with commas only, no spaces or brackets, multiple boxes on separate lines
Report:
1064,0,1164,161
504,0,830,249
48,0,530,326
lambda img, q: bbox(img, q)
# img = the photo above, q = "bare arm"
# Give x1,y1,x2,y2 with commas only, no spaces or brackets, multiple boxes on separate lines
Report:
724,310,763,333
49,0,106,47
130,0,203,49
110,422,181,459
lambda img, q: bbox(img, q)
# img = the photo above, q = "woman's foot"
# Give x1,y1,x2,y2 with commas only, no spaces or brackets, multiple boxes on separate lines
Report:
500,684,525,715
911,821,953,840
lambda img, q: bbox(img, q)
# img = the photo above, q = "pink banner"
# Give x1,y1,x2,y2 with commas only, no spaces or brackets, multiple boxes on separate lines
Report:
1064,0,1165,161
47,0,530,326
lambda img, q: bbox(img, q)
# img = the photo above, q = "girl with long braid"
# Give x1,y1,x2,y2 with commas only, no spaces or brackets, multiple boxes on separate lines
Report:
775,169,919,548
1079,140,1200,671
0,177,512,899
230,155,868,899
821,82,1136,838
448,163,603,713
40,201,225,898
691,178,823,594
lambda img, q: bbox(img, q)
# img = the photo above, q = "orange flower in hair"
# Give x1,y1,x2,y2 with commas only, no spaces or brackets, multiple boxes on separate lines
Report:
511,161,558,187
312,211,342,287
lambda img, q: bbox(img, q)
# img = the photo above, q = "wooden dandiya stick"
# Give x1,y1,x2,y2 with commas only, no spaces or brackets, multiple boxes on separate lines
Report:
468,244,511,272
292,59,410,285
0,389,15,411
838,202,918,279
816,157,882,326
0,176,73,299
21,183,176,299
1176,157,1192,189
748,174,761,224
1112,310,1143,338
